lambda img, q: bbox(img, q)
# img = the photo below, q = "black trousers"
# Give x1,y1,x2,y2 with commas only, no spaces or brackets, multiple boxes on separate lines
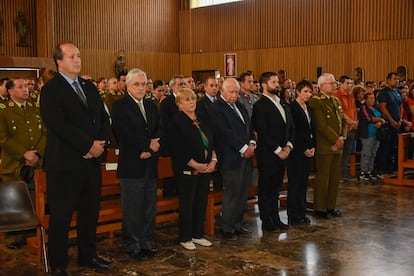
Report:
176,173,210,242
258,159,286,223
287,153,311,219
46,164,101,269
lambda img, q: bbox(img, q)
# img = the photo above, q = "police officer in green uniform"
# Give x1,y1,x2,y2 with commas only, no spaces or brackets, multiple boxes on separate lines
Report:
0,77,10,104
309,73,347,219
26,78,40,103
0,78,46,249
0,78,46,184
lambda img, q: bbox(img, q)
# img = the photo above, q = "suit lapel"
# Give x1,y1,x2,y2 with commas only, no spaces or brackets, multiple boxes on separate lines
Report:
264,96,286,126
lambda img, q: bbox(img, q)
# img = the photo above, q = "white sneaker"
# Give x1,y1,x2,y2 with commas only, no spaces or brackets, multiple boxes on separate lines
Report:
192,238,212,247
180,241,196,250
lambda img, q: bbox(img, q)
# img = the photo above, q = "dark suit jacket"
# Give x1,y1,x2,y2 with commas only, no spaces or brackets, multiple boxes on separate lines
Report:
159,94,178,155
112,94,162,179
40,73,110,171
252,95,295,174
210,97,255,170
289,100,315,157
168,111,214,175
160,94,178,131
196,95,214,127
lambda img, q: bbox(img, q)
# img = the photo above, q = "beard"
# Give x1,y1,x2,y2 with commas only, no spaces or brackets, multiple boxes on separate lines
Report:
268,88,280,95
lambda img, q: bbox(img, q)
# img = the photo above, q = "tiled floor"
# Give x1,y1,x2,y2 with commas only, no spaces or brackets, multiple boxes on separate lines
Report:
1,180,414,275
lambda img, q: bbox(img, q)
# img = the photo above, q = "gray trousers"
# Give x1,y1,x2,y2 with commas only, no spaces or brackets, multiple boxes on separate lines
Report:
221,158,253,233
120,177,157,252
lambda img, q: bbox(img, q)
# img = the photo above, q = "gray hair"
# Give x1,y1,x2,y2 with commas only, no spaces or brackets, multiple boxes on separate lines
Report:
317,73,335,87
126,68,147,85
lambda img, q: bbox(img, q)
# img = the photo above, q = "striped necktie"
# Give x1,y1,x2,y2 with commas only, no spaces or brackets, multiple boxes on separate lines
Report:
72,81,88,106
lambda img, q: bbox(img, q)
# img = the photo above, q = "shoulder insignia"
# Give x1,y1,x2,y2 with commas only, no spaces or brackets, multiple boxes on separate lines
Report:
312,95,321,100
8,102,14,107
116,92,122,96
0,103,5,109
35,102,40,107
27,102,33,107
320,95,326,99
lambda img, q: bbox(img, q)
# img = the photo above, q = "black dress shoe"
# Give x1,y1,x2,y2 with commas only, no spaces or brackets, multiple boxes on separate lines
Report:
6,241,25,250
274,220,289,230
314,211,330,219
222,231,238,241
128,250,148,261
289,216,311,225
235,227,251,235
142,248,159,258
262,223,279,233
327,209,342,217
50,267,71,276
78,256,112,271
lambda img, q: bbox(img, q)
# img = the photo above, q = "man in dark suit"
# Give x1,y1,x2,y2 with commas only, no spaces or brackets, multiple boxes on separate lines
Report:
252,72,294,232
160,75,186,140
210,78,256,241
196,77,218,124
112,68,162,261
196,77,223,190
40,42,111,275
159,75,186,196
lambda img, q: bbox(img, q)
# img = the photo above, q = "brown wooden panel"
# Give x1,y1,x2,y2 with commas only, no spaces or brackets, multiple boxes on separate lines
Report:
0,0,37,56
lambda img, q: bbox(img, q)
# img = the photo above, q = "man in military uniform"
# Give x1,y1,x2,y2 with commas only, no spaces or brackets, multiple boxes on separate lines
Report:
0,77,46,249
0,78,46,183
104,73,126,112
309,73,347,219
0,77,10,103
26,78,40,103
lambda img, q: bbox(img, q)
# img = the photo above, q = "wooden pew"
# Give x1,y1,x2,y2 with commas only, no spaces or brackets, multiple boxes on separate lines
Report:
27,149,178,256
384,133,414,186
349,152,361,177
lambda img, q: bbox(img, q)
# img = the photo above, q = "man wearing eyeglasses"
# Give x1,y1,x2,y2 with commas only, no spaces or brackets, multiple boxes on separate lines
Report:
309,73,347,220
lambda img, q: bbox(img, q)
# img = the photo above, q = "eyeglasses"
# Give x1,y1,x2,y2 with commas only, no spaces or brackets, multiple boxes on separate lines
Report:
176,82,187,87
323,82,337,86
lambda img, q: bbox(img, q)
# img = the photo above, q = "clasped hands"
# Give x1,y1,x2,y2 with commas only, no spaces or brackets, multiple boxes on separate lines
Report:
83,140,106,159
241,143,255,159
277,145,292,160
331,136,345,152
192,159,216,174
24,150,40,167
140,138,160,159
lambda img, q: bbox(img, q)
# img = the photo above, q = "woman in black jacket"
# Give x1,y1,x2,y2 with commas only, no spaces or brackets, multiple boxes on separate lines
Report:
287,80,315,225
168,88,217,250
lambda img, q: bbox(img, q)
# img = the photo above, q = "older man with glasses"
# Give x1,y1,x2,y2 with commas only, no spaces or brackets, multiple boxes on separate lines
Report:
309,73,347,220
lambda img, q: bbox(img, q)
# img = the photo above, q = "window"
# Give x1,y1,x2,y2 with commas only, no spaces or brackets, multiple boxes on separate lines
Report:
191,0,244,9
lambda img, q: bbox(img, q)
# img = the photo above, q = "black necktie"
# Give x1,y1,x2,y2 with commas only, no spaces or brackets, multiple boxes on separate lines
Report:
72,81,88,106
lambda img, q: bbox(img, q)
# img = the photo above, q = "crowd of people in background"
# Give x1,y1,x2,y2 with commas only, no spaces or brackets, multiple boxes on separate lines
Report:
0,42,411,274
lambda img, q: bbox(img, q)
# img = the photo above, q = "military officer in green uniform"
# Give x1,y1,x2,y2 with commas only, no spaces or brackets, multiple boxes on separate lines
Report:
26,78,40,103
309,73,347,219
0,78,46,184
0,77,10,104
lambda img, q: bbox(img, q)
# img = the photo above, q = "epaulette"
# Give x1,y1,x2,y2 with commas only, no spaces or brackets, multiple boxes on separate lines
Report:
8,102,15,107
0,103,5,109
27,102,33,107
312,95,321,100
35,102,40,107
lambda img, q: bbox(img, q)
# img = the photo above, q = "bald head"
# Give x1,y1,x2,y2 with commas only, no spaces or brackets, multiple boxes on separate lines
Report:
221,78,240,104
